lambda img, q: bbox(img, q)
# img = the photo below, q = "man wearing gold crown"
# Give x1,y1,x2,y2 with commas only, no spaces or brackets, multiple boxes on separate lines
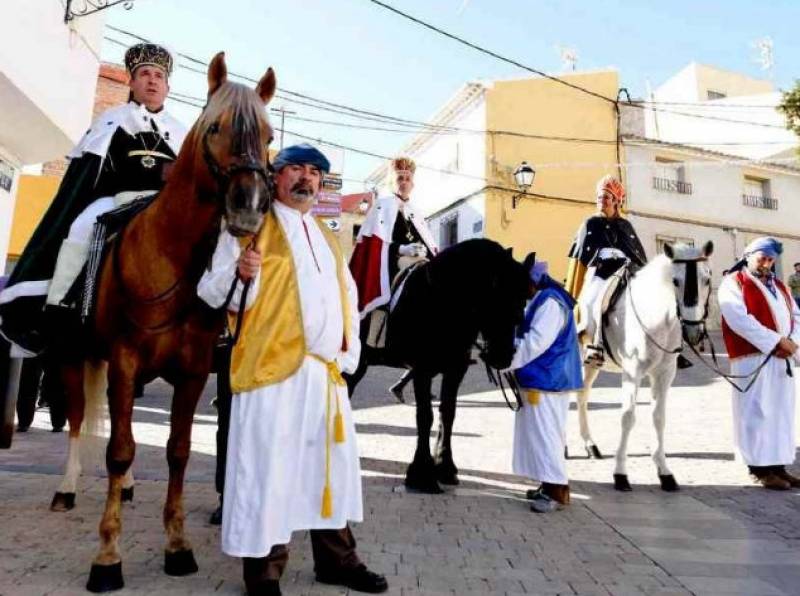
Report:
0,42,186,355
565,175,647,368
347,157,438,398
198,144,387,596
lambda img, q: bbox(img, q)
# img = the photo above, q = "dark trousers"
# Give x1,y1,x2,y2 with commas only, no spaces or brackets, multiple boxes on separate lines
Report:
243,525,361,589
749,465,787,478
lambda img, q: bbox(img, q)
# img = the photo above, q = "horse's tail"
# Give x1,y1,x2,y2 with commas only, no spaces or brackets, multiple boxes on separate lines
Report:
81,359,109,468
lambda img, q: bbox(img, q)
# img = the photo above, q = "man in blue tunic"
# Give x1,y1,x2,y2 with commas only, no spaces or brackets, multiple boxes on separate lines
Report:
507,258,583,512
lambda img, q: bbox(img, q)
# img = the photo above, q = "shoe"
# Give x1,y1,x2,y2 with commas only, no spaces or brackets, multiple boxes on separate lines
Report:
529,491,560,513
316,564,388,593
583,345,605,369
758,473,790,491
246,579,281,596
776,469,800,488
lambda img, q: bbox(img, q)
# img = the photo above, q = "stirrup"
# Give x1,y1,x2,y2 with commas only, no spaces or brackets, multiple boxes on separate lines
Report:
584,345,605,368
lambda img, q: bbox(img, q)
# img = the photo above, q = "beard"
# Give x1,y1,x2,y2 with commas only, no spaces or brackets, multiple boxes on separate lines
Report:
288,182,315,204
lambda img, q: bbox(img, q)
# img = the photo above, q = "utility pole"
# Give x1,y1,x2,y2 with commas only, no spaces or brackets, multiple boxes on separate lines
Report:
270,106,296,150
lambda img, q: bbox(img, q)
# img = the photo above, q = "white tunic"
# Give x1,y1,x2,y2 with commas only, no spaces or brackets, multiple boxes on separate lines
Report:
198,200,363,558
508,297,572,485
718,270,800,466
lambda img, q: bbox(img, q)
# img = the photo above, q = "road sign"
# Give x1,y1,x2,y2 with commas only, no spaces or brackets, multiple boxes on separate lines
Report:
322,175,343,191
312,203,342,218
317,191,341,205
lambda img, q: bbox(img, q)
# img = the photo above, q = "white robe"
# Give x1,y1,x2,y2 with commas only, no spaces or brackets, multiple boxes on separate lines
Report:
198,200,363,558
508,297,572,485
718,270,800,466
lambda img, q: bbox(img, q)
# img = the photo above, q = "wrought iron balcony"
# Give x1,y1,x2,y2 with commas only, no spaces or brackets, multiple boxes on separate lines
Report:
742,194,778,210
652,177,692,195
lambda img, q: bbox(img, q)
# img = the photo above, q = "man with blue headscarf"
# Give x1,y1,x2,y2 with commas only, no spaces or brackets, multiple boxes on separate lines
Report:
719,236,800,491
198,144,387,595
506,257,583,512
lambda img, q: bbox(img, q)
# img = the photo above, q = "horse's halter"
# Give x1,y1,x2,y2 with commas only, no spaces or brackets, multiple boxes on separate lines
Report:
671,256,711,338
201,119,275,210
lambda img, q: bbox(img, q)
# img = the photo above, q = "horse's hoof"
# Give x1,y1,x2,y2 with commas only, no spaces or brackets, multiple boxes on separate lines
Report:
404,477,444,494
613,474,633,492
86,561,124,593
121,487,134,502
164,549,198,576
209,504,223,526
659,474,680,492
16,425,29,433
435,463,460,486
50,492,76,511
587,445,604,459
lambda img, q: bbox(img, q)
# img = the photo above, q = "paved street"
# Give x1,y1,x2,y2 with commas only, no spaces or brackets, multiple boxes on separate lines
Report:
2,342,800,596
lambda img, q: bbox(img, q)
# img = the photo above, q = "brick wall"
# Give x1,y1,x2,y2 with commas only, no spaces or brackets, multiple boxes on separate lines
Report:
41,63,129,178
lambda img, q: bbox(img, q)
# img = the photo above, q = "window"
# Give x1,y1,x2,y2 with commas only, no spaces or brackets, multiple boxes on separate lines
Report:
472,219,483,234
656,235,694,255
707,90,727,100
653,157,692,194
742,176,777,210
440,215,458,248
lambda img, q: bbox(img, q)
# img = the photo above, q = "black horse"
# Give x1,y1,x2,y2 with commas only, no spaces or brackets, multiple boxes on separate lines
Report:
345,239,530,494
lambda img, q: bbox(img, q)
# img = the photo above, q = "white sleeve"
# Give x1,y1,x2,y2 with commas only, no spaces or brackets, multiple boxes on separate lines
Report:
197,230,260,311
787,295,800,364
505,298,566,372
717,275,781,355
336,263,362,375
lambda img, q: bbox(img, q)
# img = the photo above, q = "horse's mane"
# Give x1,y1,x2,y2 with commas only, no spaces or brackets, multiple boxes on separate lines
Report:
635,243,702,289
193,81,267,158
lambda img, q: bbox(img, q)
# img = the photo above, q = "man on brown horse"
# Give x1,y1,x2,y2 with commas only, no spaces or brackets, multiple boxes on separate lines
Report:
0,42,186,356
198,143,388,596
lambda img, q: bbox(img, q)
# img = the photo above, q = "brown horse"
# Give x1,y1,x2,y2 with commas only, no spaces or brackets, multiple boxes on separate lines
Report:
49,53,276,592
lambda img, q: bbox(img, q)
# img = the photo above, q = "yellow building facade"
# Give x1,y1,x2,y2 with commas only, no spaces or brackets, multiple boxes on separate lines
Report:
482,71,621,282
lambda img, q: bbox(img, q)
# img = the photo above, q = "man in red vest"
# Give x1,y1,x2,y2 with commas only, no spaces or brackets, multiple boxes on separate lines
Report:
718,236,800,490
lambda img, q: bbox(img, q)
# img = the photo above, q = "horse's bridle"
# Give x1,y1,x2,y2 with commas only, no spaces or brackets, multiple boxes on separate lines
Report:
202,124,275,205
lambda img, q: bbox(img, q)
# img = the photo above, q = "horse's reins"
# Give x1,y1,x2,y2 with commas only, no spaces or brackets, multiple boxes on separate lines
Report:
475,340,523,411
626,259,777,393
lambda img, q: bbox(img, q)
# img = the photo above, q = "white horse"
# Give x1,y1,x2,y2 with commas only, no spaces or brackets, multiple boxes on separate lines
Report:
576,241,713,491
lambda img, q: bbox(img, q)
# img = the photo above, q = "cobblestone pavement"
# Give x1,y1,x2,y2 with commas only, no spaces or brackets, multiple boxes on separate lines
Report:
2,338,800,596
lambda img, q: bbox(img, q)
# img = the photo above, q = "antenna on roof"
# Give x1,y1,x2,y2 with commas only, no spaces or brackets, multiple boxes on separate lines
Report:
555,45,578,72
751,36,774,79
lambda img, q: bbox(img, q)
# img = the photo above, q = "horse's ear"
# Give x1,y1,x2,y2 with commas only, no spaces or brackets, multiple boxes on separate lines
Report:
208,52,228,97
663,243,674,259
703,240,714,257
256,67,276,105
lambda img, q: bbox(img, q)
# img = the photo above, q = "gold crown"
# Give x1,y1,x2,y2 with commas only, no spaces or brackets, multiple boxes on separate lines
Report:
124,43,173,76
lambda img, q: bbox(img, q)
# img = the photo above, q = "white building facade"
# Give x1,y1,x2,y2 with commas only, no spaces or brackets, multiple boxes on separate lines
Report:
0,1,104,272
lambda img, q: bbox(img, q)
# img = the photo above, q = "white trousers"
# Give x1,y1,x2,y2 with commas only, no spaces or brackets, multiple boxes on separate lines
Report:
513,392,570,485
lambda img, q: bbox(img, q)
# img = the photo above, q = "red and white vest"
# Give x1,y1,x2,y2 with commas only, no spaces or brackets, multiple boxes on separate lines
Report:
721,270,794,359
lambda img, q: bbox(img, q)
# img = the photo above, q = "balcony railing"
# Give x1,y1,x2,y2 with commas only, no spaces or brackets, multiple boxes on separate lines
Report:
652,177,692,195
742,194,778,210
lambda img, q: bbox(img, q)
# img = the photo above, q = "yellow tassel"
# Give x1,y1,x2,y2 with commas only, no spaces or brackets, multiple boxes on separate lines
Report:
526,390,540,406
321,485,333,518
334,412,346,443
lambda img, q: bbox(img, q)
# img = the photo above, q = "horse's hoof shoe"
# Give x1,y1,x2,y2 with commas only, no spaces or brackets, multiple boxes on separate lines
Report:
659,474,680,492
86,561,124,593
50,492,76,511
613,474,633,492
164,548,198,576
121,487,134,502
588,445,604,459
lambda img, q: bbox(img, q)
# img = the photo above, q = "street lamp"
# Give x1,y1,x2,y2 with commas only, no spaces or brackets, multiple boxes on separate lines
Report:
512,161,535,208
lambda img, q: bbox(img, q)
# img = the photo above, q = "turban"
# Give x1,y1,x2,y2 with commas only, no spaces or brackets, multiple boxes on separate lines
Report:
743,236,783,259
273,143,330,173
596,175,626,203
529,261,549,284
125,43,173,76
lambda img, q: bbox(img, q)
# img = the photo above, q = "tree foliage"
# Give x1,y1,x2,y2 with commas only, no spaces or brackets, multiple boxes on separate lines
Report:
778,80,800,146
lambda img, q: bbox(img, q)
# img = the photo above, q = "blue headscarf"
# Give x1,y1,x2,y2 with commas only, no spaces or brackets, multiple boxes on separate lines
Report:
743,236,783,259
529,261,549,284
273,143,330,173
